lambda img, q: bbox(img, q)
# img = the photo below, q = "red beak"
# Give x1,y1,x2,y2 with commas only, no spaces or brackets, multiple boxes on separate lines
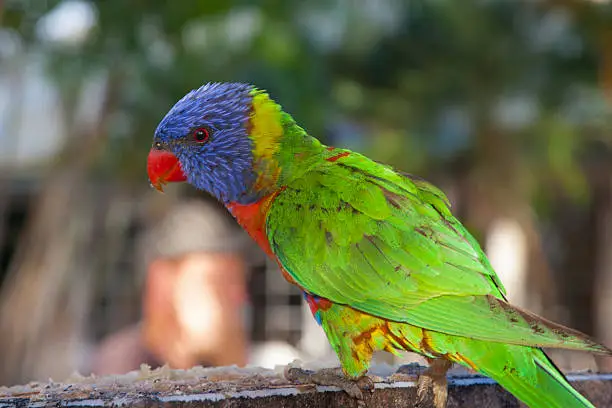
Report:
147,148,187,192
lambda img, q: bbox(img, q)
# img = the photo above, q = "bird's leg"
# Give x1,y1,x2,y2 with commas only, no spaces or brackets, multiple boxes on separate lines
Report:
284,366,374,400
416,358,453,408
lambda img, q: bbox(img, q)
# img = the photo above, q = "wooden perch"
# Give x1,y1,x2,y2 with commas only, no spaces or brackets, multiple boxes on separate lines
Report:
1,364,612,407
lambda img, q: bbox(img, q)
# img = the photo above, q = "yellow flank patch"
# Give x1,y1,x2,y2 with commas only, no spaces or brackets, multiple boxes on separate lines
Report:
249,91,283,160
348,327,386,368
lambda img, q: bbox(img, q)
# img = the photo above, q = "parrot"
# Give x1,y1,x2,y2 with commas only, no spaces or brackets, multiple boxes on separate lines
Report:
146,82,611,408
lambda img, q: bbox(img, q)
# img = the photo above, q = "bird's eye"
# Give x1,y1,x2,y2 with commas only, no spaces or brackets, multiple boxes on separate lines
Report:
192,127,210,143
153,141,163,150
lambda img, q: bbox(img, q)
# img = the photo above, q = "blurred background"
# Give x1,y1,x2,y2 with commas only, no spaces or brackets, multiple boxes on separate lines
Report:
0,0,611,386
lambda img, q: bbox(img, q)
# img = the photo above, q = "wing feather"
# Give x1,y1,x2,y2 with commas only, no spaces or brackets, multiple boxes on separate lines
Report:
266,152,607,353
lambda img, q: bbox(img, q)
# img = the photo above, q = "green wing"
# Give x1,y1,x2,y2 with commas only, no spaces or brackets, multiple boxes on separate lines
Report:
267,151,606,353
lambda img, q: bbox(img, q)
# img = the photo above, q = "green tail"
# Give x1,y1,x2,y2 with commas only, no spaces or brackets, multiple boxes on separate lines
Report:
456,342,594,408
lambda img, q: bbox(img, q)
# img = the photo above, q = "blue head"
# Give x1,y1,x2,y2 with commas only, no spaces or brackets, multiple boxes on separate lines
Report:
149,82,259,204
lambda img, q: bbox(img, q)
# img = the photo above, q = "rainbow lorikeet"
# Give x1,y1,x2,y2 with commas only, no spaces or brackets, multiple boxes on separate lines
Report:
146,83,611,408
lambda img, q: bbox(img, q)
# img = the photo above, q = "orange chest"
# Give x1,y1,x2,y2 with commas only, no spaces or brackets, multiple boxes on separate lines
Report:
226,189,296,285
227,193,277,257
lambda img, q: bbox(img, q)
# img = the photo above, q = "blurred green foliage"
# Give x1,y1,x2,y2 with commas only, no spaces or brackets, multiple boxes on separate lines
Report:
2,0,612,213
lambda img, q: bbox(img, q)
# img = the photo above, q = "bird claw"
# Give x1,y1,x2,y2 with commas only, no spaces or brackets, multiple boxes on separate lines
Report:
415,359,453,408
284,366,374,400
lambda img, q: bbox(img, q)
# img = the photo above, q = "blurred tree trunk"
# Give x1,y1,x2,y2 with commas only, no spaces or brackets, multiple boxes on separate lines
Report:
594,157,612,371
0,43,26,276
0,71,123,385
465,108,559,318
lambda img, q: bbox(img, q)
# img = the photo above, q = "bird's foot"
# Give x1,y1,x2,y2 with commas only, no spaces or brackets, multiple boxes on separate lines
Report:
285,366,374,400
415,359,453,408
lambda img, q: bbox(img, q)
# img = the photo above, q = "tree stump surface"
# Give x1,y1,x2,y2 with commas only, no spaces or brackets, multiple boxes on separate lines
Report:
1,364,611,407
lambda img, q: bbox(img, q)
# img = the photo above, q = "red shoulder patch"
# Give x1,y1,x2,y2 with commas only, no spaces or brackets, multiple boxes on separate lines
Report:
326,151,350,162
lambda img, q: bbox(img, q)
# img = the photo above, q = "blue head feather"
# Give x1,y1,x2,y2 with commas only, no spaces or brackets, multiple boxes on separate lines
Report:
153,82,260,204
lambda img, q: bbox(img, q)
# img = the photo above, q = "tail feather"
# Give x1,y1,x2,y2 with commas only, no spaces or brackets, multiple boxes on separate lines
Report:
411,294,612,355
450,342,594,408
